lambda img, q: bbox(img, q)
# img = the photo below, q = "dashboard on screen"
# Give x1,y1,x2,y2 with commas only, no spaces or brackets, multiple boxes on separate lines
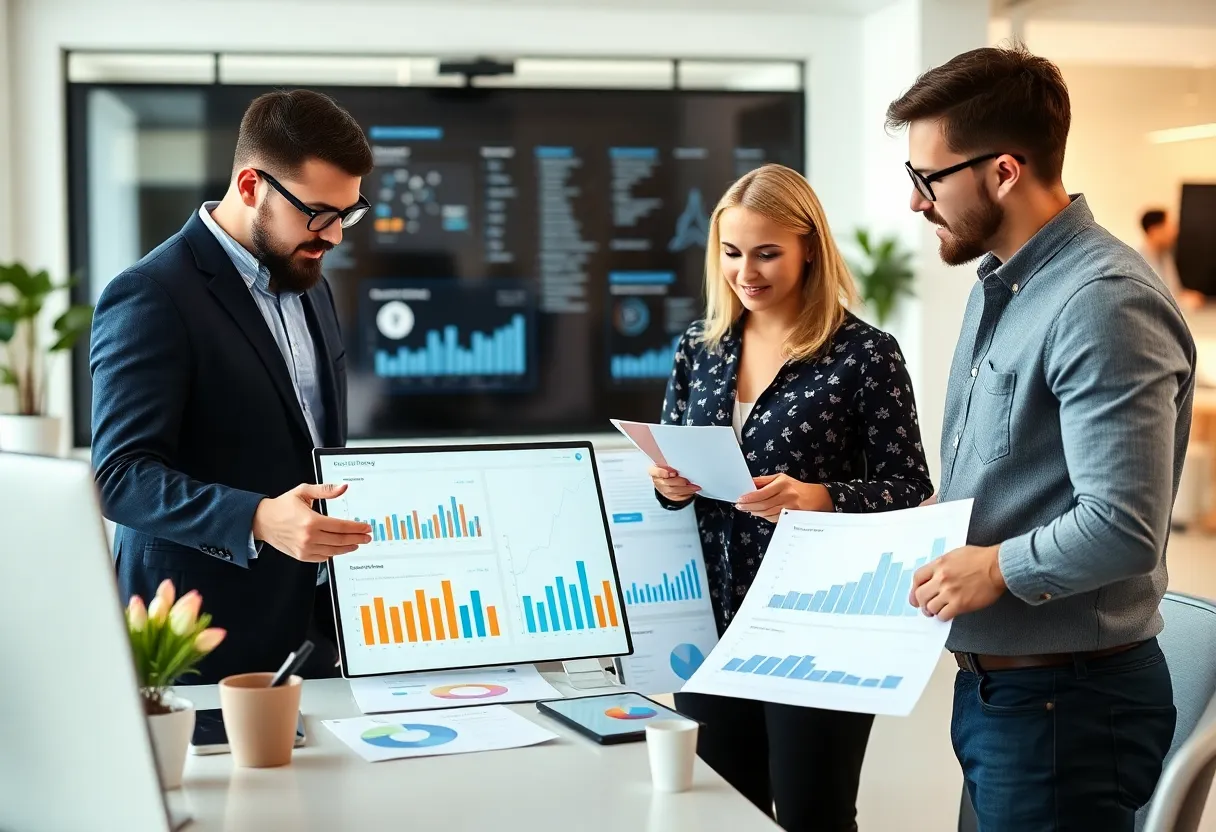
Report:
68,83,804,442
315,443,631,676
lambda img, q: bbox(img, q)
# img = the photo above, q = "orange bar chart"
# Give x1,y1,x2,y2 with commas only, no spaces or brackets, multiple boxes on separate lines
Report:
357,582,503,645
358,496,484,543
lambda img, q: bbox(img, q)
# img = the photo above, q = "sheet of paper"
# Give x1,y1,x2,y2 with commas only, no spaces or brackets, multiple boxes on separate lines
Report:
681,500,973,716
610,419,754,502
594,450,720,694
323,704,558,763
348,664,561,714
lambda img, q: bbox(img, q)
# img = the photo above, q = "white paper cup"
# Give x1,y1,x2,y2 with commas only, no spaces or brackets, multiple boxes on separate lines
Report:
645,719,699,793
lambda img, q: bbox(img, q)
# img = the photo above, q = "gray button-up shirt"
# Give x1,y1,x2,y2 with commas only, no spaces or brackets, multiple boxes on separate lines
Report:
939,195,1196,655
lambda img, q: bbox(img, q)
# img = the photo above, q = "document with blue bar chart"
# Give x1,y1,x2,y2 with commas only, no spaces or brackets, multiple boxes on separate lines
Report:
681,500,973,716
595,450,719,695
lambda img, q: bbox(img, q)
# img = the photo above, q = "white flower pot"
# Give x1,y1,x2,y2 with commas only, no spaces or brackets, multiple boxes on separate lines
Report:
145,693,195,791
0,415,61,456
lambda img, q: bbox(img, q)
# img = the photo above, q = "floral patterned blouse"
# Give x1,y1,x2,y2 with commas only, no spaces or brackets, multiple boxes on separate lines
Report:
657,311,935,632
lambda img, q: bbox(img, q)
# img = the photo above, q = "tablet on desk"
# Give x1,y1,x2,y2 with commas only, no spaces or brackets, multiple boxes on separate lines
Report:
313,442,633,679
536,692,696,745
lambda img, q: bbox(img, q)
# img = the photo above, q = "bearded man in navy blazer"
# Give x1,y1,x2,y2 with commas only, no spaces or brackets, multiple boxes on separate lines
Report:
90,90,375,683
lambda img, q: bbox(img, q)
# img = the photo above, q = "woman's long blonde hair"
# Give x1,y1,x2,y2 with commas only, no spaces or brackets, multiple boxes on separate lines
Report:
700,163,858,362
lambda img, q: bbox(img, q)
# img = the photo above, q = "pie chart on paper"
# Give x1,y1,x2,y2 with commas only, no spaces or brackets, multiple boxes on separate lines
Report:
361,723,458,749
431,683,509,700
669,643,706,681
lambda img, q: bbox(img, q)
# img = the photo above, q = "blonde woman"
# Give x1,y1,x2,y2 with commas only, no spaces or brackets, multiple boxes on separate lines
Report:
650,164,933,832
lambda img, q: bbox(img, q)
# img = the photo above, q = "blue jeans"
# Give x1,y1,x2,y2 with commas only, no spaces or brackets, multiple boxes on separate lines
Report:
952,638,1176,832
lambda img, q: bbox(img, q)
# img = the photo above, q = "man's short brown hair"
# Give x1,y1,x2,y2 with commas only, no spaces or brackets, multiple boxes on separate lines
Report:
234,89,373,178
886,44,1071,184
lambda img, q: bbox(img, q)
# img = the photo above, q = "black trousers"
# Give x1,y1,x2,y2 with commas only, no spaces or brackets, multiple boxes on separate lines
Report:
674,692,875,832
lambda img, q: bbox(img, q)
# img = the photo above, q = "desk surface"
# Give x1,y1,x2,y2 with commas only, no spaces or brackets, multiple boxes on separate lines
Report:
170,676,777,832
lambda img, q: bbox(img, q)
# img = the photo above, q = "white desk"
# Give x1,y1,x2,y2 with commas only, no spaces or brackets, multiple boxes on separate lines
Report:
169,675,777,831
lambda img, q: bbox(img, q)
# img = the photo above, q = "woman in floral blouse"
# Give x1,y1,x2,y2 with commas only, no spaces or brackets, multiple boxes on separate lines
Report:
651,164,933,832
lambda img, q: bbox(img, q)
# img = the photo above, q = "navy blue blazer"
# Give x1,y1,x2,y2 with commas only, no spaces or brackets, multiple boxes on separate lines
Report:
90,211,347,683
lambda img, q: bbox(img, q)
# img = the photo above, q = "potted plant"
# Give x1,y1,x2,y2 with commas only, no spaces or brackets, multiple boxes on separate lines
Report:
125,579,226,790
0,262,94,455
848,229,916,328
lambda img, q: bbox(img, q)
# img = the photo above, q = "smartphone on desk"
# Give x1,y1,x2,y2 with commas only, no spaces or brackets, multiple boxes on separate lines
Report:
189,708,306,755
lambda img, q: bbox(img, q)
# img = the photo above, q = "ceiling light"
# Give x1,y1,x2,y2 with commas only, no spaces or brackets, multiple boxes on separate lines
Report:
1148,123,1216,144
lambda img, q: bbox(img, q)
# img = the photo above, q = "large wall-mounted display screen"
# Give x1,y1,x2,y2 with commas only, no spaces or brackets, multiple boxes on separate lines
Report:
68,82,804,444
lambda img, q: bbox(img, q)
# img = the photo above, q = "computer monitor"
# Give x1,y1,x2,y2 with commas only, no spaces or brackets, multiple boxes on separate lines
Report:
0,453,185,832
314,441,633,678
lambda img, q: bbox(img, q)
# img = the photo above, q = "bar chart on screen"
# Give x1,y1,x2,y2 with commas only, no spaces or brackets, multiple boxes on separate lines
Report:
518,559,621,634
353,578,504,647
356,495,486,544
326,474,494,553
496,468,627,639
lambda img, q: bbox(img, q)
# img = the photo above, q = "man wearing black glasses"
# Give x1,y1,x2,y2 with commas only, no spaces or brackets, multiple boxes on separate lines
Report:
90,90,375,682
887,46,1196,830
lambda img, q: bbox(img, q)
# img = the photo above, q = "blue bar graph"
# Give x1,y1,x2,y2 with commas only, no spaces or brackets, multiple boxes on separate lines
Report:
756,657,782,675
610,334,682,380
471,591,487,638
623,557,704,606
569,585,584,630
520,560,620,633
721,653,902,690
556,578,572,631
522,597,535,633
764,539,947,618
739,655,765,673
577,561,594,628
374,314,527,379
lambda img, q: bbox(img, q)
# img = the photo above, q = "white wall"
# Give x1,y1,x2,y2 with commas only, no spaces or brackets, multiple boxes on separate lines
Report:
7,0,868,446
858,0,990,486
860,0,922,354
1057,63,1216,249
0,0,13,415
0,0,10,264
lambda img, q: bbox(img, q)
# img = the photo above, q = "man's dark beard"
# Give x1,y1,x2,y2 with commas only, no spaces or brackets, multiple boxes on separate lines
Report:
927,185,1003,266
250,203,332,294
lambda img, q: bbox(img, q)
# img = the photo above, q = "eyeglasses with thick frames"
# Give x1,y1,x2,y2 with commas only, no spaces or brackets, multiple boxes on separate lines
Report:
255,169,370,232
904,153,1027,202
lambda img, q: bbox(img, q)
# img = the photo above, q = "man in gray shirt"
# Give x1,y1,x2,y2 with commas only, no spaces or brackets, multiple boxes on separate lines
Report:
887,45,1196,831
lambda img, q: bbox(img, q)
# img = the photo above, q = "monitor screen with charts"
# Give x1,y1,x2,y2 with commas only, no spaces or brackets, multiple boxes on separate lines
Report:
315,442,633,677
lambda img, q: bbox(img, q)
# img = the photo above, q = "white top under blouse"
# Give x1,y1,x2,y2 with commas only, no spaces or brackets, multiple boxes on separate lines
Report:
732,399,755,443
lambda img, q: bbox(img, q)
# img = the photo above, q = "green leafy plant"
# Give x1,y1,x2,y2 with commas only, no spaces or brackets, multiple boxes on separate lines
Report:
126,580,227,714
0,262,94,416
848,230,915,327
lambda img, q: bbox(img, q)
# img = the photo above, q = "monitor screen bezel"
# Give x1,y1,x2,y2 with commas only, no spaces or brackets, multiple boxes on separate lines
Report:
313,440,634,678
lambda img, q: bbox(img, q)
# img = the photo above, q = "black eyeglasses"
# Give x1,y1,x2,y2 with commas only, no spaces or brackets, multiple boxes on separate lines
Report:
904,153,1027,202
255,169,370,231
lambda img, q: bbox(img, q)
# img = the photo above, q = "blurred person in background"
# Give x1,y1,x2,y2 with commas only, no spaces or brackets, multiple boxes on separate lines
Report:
1139,208,1205,311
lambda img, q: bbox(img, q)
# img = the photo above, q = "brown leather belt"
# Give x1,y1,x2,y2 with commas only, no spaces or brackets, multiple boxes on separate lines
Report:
953,640,1144,673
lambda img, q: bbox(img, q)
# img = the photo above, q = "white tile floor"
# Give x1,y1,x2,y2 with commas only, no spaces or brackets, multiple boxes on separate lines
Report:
855,530,1216,831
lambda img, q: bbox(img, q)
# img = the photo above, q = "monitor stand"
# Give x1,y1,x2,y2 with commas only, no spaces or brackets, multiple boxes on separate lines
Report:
561,658,618,691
